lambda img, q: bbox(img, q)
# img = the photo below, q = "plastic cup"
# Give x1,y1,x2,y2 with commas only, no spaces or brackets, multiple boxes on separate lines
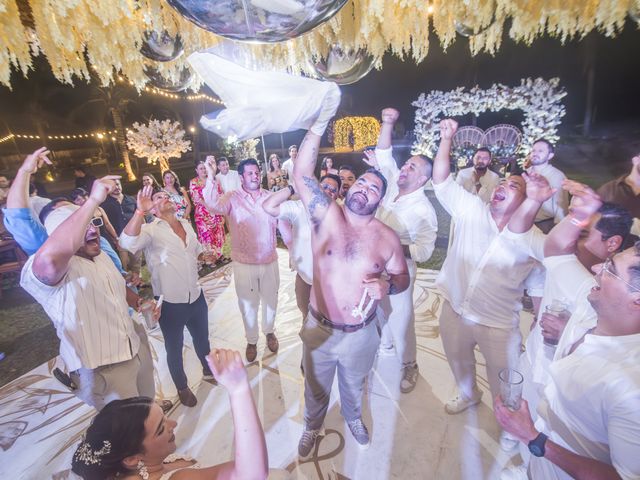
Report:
140,300,157,330
543,300,569,346
499,368,524,411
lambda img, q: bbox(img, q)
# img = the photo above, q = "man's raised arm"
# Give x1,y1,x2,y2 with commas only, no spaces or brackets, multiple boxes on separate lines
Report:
507,172,555,233
432,119,458,184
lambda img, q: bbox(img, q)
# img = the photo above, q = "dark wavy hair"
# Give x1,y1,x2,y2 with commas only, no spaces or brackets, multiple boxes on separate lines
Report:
71,397,153,480
141,172,161,189
161,170,183,196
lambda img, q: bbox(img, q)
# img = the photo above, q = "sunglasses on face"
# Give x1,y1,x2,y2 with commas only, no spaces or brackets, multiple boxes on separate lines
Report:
88,216,103,229
320,183,338,195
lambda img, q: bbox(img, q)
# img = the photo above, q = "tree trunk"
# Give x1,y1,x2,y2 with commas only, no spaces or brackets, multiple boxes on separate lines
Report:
110,108,136,181
159,157,170,173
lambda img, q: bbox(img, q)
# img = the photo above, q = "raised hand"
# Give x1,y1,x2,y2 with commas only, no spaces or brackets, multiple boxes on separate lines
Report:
205,155,217,178
89,175,121,204
381,108,399,125
206,348,248,393
563,180,602,221
439,119,458,141
136,185,155,213
19,147,51,174
522,172,555,203
362,149,379,169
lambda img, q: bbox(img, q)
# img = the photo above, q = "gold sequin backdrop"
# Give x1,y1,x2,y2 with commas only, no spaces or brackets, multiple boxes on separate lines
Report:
1,0,638,90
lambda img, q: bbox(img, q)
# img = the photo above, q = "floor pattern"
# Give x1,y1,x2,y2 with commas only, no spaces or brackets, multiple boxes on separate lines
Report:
0,252,532,479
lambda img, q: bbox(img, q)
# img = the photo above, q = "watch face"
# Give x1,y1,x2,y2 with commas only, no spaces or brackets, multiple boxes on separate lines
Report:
530,444,544,457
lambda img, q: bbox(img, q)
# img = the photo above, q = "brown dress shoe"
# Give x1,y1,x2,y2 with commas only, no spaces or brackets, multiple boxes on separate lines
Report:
178,387,197,407
266,333,279,353
246,343,258,362
158,399,174,413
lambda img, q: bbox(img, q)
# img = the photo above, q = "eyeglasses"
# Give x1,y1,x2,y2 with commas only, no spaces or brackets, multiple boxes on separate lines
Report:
320,183,338,195
599,257,640,293
88,216,103,229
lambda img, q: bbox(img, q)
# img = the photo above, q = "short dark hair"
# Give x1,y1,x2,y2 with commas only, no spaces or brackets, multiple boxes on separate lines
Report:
71,397,153,480
288,145,297,151
338,165,355,174
533,138,555,154
474,147,493,157
74,166,87,173
39,197,69,224
411,154,433,181
69,188,88,202
320,173,342,191
216,156,229,166
238,158,259,176
596,203,633,247
364,168,388,198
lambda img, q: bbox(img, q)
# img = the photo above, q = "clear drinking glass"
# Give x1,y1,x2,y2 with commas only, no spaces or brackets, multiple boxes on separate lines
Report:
140,300,157,330
499,368,524,411
543,300,569,346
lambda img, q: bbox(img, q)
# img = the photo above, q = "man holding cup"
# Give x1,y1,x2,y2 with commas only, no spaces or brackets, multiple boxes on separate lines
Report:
120,186,217,408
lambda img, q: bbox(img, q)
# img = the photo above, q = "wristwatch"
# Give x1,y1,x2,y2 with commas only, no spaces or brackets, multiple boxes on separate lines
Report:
528,432,548,457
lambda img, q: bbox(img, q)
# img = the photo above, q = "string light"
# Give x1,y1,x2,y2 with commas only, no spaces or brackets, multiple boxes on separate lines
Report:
116,76,224,106
333,116,381,151
0,129,139,143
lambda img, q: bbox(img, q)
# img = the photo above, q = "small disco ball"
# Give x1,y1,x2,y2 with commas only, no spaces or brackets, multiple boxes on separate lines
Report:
311,45,374,85
144,66,194,92
140,30,184,62
165,0,348,43
453,19,492,37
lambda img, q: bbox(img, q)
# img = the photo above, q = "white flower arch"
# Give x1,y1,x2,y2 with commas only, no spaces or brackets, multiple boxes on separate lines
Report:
412,78,566,162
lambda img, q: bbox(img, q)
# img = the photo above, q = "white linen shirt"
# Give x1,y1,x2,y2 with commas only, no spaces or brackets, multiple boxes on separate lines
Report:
20,252,140,372
433,175,545,328
527,163,568,223
525,254,597,385
215,170,241,193
455,166,500,203
531,333,640,480
278,199,313,285
375,147,438,263
119,217,203,304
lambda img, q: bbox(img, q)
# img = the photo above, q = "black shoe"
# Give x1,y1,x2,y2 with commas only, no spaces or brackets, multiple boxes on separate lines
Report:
53,368,77,390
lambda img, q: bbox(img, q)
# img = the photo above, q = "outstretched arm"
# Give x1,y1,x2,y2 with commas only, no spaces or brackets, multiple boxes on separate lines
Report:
202,157,232,216
262,185,293,218
432,119,458,184
544,181,602,257
6,147,51,209
377,108,398,150
508,172,555,233
33,176,121,286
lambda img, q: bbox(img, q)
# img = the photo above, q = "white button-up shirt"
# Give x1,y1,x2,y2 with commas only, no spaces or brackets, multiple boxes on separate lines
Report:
20,253,140,371
455,166,500,203
375,147,438,263
433,175,545,328
215,170,241,193
120,217,203,304
278,199,313,285
525,254,597,385
531,333,640,480
527,163,569,223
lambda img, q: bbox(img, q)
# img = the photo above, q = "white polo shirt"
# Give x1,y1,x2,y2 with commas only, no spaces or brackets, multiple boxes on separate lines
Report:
528,163,569,223
215,170,241,193
433,175,545,329
278,199,313,285
531,333,640,480
120,217,203,304
20,252,140,372
455,166,500,203
375,147,438,263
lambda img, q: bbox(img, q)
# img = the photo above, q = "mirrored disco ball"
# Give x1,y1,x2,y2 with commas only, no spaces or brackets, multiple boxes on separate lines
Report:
165,0,348,43
454,19,492,37
140,30,184,62
144,66,195,92
311,46,374,85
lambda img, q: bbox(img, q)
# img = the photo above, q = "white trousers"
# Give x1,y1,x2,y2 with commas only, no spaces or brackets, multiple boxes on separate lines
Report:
378,259,417,367
439,300,521,400
233,260,280,344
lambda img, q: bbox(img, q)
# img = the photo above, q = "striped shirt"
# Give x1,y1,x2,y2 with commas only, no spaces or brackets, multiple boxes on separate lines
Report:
20,252,140,371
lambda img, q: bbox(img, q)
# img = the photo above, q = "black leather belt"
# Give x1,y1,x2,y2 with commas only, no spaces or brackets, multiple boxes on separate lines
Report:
308,305,376,333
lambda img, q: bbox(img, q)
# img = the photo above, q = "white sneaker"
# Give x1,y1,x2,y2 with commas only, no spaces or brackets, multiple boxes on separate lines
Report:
499,432,520,452
400,364,419,393
500,464,527,480
377,345,395,357
298,426,324,458
444,389,483,415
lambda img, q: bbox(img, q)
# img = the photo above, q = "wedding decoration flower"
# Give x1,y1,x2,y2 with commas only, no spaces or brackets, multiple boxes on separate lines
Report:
412,78,566,164
126,119,191,172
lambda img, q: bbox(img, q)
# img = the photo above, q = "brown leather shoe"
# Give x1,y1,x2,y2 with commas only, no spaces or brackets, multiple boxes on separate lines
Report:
246,343,258,362
266,333,279,353
178,387,197,407
158,399,174,414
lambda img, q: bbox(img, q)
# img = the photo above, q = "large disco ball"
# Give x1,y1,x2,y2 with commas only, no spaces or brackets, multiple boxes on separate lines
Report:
311,46,374,85
144,66,195,92
165,0,348,43
140,30,184,62
454,19,493,37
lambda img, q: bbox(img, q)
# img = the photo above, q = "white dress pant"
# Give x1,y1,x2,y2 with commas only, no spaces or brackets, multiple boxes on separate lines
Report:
439,300,521,400
233,260,280,344
378,258,417,367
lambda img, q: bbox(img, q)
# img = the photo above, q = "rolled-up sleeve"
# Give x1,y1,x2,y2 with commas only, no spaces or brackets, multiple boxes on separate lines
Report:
119,227,152,255
409,204,438,263
2,207,48,255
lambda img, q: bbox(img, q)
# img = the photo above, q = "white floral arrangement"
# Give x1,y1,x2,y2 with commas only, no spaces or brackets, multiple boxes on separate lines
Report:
412,77,566,164
126,119,191,173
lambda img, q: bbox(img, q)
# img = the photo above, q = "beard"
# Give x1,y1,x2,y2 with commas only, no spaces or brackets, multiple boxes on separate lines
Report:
345,191,379,216
474,164,488,173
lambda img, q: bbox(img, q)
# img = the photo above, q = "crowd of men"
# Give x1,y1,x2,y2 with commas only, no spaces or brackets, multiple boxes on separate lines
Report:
1,89,639,479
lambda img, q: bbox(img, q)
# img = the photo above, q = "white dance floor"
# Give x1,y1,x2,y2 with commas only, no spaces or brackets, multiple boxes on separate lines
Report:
0,251,533,479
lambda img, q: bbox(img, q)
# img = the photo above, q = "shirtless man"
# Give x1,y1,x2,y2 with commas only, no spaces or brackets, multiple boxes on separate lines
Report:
293,86,410,456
